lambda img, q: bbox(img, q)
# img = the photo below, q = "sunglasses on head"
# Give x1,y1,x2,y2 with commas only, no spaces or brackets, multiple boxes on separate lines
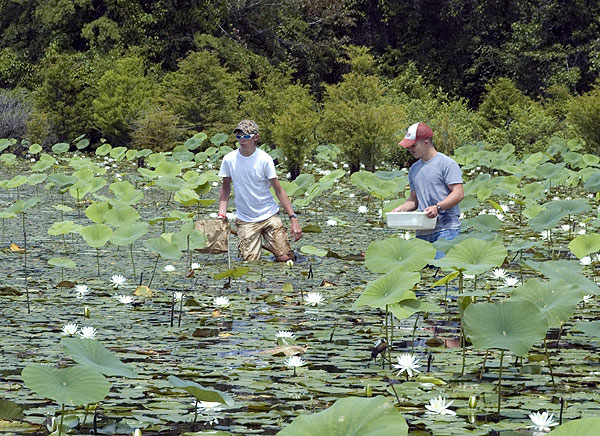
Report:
235,133,255,140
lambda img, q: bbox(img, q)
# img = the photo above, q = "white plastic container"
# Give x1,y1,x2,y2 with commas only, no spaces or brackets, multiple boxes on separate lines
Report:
386,212,437,230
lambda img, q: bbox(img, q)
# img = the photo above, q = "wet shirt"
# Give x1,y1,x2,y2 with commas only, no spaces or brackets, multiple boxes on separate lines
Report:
408,152,463,235
219,148,280,222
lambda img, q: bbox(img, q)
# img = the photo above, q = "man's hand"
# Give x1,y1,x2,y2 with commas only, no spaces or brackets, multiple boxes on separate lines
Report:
423,205,439,218
290,218,302,241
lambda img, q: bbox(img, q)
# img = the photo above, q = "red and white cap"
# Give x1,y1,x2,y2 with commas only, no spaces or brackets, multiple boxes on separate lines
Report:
399,122,433,148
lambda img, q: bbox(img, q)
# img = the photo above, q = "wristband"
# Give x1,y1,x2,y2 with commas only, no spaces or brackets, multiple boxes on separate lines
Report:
436,204,442,212
289,213,298,219
217,213,227,219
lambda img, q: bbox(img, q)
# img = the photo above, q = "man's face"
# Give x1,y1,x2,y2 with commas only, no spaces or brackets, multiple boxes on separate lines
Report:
236,132,259,147
405,139,428,159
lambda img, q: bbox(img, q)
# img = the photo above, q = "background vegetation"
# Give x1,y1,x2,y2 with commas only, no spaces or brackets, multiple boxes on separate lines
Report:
1,0,599,174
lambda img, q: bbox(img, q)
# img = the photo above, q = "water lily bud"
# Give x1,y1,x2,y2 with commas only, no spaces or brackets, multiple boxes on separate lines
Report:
365,384,372,397
468,395,477,409
132,429,142,436
286,259,294,268
84,306,90,318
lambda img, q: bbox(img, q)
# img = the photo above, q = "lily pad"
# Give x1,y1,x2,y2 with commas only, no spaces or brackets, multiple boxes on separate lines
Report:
276,396,408,436
365,238,435,273
353,268,420,309
168,375,233,405
61,338,138,378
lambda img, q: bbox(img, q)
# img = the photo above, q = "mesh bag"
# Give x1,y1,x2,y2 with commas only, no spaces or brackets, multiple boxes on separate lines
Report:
194,219,230,254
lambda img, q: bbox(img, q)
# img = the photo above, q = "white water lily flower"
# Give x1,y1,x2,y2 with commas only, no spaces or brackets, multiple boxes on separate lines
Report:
61,323,78,336
226,212,236,220
196,401,222,410
303,292,324,306
213,296,230,308
464,274,475,280
110,274,126,288
174,292,183,302
492,268,507,279
209,212,218,218
115,295,134,304
401,231,412,240
164,264,176,272
348,193,355,198
393,353,421,378
326,219,337,226
561,224,570,231
503,276,519,287
596,253,600,263
276,331,295,339
500,204,509,212
577,229,586,235
579,256,592,266
132,429,142,436
191,262,201,270
425,395,456,415
284,355,306,368
540,230,551,240
286,259,294,268
528,411,558,432
583,295,593,304
358,205,368,213
79,326,97,339
74,284,90,298
495,213,505,221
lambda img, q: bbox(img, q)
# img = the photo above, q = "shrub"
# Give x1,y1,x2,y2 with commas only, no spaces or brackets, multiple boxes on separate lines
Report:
92,54,157,145
0,88,32,139
565,82,600,154
130,106,187,152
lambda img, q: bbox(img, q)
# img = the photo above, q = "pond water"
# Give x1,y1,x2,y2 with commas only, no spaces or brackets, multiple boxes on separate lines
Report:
0,156,599,436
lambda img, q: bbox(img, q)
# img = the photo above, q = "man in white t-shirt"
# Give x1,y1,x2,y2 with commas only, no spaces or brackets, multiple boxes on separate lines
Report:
217,120,302,261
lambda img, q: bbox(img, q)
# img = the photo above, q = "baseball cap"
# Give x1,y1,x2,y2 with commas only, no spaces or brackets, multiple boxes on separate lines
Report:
233,120,259,135
399,122,433,148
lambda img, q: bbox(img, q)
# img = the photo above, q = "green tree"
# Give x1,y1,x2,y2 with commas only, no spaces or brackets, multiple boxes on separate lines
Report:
271,85,320,179
92,54,157,144
566,82,600,153
32,52,95,142
319,46,404,172
161,50,241,135
131,105,187,152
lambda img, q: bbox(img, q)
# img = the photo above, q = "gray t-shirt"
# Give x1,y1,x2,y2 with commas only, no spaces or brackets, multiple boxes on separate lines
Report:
408,152,463,235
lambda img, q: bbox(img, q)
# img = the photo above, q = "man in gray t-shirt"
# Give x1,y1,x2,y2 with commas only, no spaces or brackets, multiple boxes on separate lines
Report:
392,122,464,256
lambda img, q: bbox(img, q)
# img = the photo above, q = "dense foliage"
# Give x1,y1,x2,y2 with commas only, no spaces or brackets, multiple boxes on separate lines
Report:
0,0,599,173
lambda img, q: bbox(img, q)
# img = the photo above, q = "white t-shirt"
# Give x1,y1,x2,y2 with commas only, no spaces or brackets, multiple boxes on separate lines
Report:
218,148,280,222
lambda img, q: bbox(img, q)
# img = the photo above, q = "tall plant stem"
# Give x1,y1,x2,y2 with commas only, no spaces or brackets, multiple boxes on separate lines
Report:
129,244,136,278
479,351,489,381
411,313,421,353
459,272,464,294
58,403,65,436
497,350,504,416
389,310,394,367
460,321,466,376
96,248,100,276
81,404,90,428
543,338,556,391
148,253,160,287
389,382,402,406
24,231,30,314
384,305,389,369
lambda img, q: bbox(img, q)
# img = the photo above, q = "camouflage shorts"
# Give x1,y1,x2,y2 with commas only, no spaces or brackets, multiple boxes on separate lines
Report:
235,214,292,261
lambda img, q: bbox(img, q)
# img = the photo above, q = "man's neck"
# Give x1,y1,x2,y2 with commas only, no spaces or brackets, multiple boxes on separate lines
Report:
421,148,438,162
239,145,257,157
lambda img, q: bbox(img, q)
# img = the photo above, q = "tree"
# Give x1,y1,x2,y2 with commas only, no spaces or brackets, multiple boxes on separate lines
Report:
161,50,241,135
566,82,600,154
92,54,157,144
271,85,319,179
319,46,404,172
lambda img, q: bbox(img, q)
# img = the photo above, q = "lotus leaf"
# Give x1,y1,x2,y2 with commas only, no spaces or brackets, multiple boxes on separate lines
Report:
21,364,110,406
509,278,583,328
276,396,408,436
463,300,548,356
62,338,138,378
79,224,113,248
433,238,507,275
168,375,233,405
353,268,420,309
365,238,435,273
548,417,600,435
568,233,600,259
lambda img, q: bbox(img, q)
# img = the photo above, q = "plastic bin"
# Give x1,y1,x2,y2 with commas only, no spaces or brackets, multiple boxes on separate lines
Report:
386,212,437,230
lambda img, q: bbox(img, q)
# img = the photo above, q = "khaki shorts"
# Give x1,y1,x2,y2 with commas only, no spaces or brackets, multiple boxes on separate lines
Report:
236,214,292,261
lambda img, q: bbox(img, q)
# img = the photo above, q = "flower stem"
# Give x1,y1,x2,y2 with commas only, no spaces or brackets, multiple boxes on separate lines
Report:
543,338,556,391
58,403,65,436
497,350,504,416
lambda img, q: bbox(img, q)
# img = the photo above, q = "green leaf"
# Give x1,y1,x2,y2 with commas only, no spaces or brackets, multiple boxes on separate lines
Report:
79,224,113,248
144,237,182,260
168,375,233,405
300,245,328,257
214,266,250,280
110,222,149,246
548,418,600,436
568,233,600,259
510,278,583,328
62,338,138,378
0,399,23,419
434,238,507,276
353,268,420,309
51,142,70,154
48,257,76,268
22,364,110,406
276,396,408,436
463,300,548,356
572,320,600,337
365,238,435,273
